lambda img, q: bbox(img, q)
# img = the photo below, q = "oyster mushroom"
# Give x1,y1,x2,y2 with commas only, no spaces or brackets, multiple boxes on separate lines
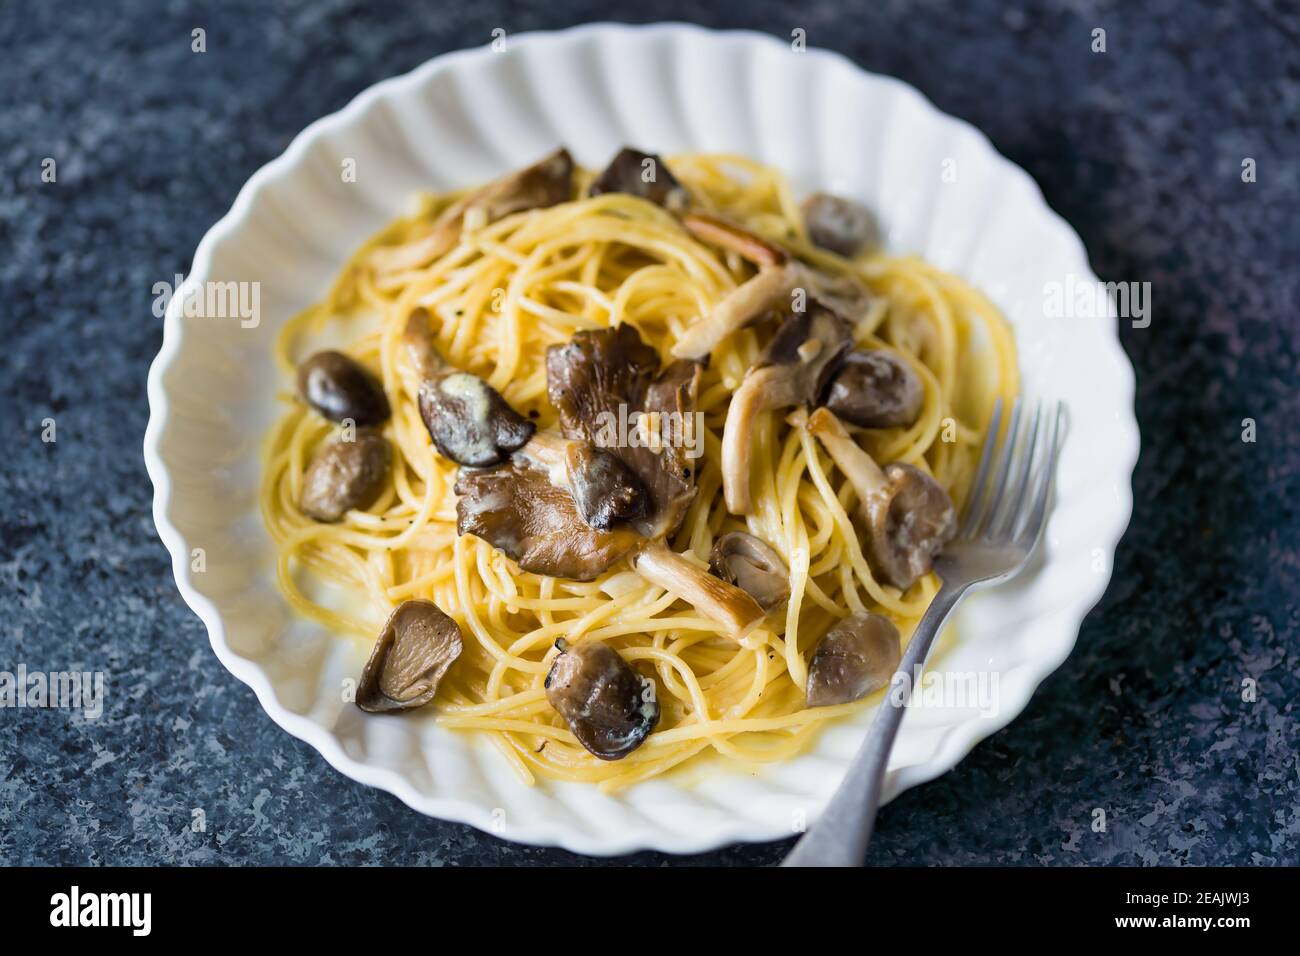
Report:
803,407,956,591
672,260,872,362
357,599,463,713
588,147,690,212
455,446,642,582
523,432,648,531
297,350,390,427
709,531,790,611
821,349,924,429
805,611,901,707
300,431,390,523
404,310,534,466
371,148,574,274
672,264,800,361
683,211,788,268
547,324,700,540
801,193,880,258
721,303,854,514
457,325,766,639
545,638,659,760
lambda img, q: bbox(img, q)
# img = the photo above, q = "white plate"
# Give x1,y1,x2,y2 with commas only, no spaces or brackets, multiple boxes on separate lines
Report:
144,23,1138,856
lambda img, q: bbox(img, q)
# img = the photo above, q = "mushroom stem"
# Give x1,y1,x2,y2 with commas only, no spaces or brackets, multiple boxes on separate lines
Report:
804,407,889,498
721,367,784,515
402,309,450,382
672,265,797,361
633,540,766,641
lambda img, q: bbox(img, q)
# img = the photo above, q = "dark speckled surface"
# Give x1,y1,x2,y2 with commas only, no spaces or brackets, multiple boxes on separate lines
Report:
1,0,1296,866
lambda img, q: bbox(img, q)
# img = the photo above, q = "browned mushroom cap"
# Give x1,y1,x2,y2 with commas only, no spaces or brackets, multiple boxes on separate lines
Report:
371,148,574,274
721,304,854,514
562,439,649,531
806,611,901,707
454,451,641,581
801,193,880,258
300,431,390,523
357,599,463,713
404,311,534,467
709,531,790,611
546,324,702,540
297,351,390,427
589,147,690,213
419,371,536,467
804,408,956,590
821,349,924,429
545,638,659,760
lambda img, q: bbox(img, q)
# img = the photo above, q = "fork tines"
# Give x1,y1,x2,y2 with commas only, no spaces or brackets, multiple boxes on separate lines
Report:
960,397,1064,547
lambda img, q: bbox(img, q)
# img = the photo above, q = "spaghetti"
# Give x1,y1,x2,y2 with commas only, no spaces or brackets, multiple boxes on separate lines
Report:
261,153,1018,791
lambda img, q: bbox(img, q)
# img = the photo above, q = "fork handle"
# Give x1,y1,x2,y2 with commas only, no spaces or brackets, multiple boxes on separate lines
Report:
781,581,968,867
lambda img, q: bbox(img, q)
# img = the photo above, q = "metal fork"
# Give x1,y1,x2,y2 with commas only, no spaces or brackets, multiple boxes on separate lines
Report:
782,398,1064,867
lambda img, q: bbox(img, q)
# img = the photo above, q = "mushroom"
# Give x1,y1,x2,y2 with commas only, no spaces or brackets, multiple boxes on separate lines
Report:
820,349,924,429
672,264,799,361
683,211,787,268
721,303,854,514
805,611,901,707
403,310,534,466
524,432,648,531
709,531,790,611
455,447,642,581
356,599,464,713
544,638,659,760
803,407,956,591
588,147,690,213
670,239,873,361
546,324,699,540
457,324,766,639
371,148,574,274
297,350,390,427
300,431,391,523
801,193,880,258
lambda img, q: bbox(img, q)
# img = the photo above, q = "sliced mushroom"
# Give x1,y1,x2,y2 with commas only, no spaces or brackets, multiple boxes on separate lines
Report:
371,148,574,274
357,599,463,713
588,147,690,213
709,532,790,611
545,638,659,760
803,407,956,590
683,211,787,268
404,310,534,467
297,350,390,427
634,540,768,637
806,611,901,707
546,324,701,540
563,440,649,531
802,193,880,258
672,261,872,361
721,304,854,514
821,349,924,429
454,449,641,581
672,264,798,361
300,431,390,523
